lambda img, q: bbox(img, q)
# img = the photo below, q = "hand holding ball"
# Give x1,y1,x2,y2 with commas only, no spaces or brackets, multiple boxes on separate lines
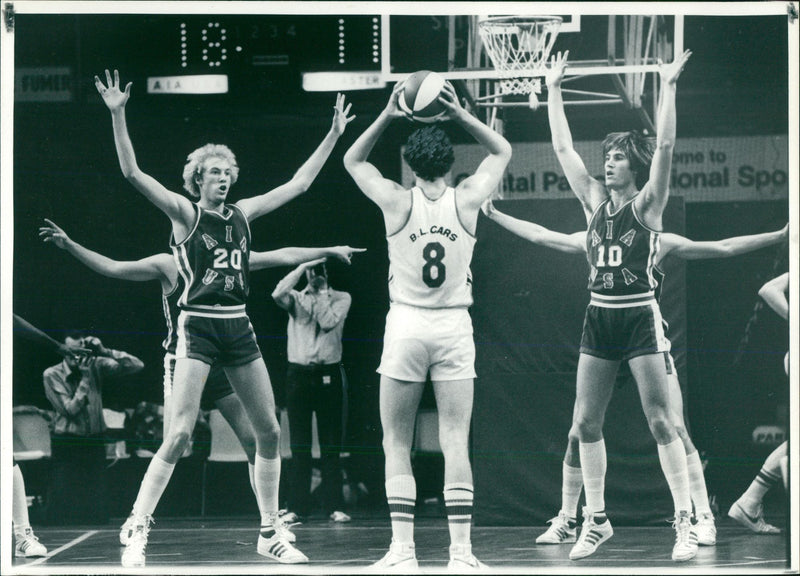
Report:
398,70,448,123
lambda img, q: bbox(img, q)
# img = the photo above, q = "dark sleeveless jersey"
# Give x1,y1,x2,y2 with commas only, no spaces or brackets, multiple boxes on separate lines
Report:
171,203,251,317
586,196,660,299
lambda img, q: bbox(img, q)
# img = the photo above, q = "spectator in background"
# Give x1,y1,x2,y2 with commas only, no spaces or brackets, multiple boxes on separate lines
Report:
12,314,91,557
42,331,144,524
272,259,353,523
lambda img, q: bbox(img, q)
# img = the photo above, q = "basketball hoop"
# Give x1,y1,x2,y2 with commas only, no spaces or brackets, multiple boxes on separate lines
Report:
478,15,562,97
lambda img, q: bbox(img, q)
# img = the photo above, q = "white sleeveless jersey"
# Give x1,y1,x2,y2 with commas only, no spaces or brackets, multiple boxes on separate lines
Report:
386,186,476,308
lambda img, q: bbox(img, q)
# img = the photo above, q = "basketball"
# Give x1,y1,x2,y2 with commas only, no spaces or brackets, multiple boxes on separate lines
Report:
398,70,447,123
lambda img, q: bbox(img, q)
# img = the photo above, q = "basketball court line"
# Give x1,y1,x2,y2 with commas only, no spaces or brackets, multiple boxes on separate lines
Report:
24,530,99,567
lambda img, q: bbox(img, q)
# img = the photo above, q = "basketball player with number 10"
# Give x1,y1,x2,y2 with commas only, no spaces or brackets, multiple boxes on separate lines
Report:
344,78,511,571
546,49,696,561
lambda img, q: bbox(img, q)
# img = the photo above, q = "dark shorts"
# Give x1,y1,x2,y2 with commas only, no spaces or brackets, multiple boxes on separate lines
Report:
163,354,235,410
580,301,668,362
175,312,262,367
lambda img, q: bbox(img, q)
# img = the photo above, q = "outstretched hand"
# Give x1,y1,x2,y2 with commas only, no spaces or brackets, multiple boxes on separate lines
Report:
94,69,132,111
545,50,569,89
658,49,692,85
331,93,356,135
329,246,367,264
39,218,71,249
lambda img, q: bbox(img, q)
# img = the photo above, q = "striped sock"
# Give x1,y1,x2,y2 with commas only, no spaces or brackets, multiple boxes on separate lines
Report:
740,442,787,510
686,450,712,516
579,439,607,514
386,475,416,544
444,483,474,546
657,438,692,515
562,462,584,519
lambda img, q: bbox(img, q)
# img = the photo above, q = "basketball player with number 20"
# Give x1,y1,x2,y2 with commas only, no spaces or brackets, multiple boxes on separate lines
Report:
344,77,511,570
94,69,354,568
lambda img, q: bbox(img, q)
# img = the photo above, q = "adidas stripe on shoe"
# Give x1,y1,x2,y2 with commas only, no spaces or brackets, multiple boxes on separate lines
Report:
536,510,577,544
569,508,613,560
257,531,308,564
672,511,698,561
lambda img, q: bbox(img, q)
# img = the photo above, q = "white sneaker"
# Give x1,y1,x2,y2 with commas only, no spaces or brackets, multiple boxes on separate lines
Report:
694,512,716,546
371,539,419,572
257,530,309,564
536,510,577,544
672,511,698,561
276,510,299,543
728,500,781,534
119,514,135,546
121,515,153,568
569,508,614,560
330,510,351,523
448,543,488,571
14,528,47,558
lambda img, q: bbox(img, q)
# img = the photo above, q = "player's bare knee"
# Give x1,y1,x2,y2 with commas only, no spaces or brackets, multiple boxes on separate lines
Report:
646,415,674,443
255,420,280,447
161,428,192,460
574,415,602,441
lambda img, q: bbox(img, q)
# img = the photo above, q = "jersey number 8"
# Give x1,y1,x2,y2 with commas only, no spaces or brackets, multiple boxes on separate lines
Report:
422,242,445,288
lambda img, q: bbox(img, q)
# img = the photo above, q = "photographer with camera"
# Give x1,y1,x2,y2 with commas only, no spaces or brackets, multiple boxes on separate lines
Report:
273,259,352,523
43,330,143,523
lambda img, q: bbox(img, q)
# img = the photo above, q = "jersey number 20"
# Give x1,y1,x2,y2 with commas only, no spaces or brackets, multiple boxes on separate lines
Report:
422,242,445,288
213,247,242,270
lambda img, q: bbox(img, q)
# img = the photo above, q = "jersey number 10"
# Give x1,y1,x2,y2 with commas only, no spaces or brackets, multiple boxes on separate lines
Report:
595,244,622,267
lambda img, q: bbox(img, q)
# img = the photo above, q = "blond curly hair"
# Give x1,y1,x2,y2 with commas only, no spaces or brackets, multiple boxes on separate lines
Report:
181,144,239,198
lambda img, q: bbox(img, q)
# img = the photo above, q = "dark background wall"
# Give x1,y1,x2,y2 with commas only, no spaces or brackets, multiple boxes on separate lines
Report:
8,11,791,522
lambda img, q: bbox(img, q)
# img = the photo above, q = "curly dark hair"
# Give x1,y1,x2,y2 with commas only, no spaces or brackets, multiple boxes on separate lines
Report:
402,126,455,182
602,131,655,190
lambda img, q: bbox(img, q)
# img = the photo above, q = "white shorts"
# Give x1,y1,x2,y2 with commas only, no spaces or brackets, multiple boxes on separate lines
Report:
377,303,476,382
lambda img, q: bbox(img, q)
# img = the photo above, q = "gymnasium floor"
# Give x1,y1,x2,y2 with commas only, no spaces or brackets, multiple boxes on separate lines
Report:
11,513,789,574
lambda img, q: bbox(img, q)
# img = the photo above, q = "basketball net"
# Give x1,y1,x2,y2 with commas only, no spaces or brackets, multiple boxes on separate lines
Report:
478,16,562,107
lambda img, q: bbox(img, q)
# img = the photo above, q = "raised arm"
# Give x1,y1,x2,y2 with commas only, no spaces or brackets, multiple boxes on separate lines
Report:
659,224,787,262
758,272,789,321
40,219,174,290
637,50,692,225
250,246,366,271
271,258,326,310
343,82,409,212
445,83,512,211
95,70,195,228
14,315,90,359
545,51,605,220
482,199,585,254
237,93,355,222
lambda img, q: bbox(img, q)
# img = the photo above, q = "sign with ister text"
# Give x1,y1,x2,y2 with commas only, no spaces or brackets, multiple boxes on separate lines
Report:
402,135,789,203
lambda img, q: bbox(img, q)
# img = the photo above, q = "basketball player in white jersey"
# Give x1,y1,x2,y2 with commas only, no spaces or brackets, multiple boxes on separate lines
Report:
95,69,354,567
344,80,511,571
39,218,363,543
546,49,696,561
728,272,788,534
482,199,787,547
